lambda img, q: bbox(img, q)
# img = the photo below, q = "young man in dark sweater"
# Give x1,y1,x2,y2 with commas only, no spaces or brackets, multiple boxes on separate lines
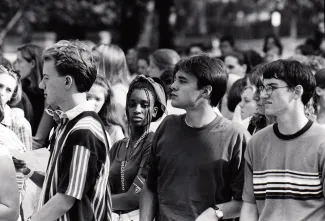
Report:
140,55,250,221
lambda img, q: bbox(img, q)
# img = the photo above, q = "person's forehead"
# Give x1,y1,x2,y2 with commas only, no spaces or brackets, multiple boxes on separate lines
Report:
130,89,154,101
263,78,286,85
43,60,60,77
225,56,239,65
175,70,197,81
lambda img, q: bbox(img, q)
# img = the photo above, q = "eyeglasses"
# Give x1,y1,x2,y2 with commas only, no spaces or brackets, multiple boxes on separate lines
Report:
258,85,289,96
45,106,63,117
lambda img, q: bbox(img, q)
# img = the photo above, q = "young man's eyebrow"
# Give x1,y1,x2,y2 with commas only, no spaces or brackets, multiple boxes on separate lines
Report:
264,83,278,86
177,76,188,81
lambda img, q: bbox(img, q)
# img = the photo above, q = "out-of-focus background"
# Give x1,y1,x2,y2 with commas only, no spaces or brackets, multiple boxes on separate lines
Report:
0,0,324,61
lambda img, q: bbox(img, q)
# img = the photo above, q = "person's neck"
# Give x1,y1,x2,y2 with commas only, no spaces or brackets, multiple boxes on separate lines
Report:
276,108,309,135
185,103,217,128
317,106,325,124
130,126,147,143
59,93,87,112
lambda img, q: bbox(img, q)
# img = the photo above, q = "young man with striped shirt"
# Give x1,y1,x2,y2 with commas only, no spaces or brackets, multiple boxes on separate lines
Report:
20,40,112,221
241,60,325,220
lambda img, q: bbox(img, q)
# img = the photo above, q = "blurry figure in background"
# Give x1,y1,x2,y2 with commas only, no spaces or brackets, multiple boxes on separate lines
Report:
314,69,325,125
0,54,13,68
243,50,263,68
222,78,247,120
289,55,325,74
233,86,257,128
148,49,180,78
295,44,315,56
126,48,138,76
110,75,167,221
262,34,283,63
219,35,237,58
87,76,127,145
0,65,32,150
15,44,44,135
187,43,204,56
95,44,131,108
137,47,151,77
159,70,185,116
225,51,250,78
245,65,277,135
0,97,20,221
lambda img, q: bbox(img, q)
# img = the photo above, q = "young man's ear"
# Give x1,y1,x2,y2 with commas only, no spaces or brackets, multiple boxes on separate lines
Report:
316,86,324,96
202,85,213,99
293,85,303,100
65,76,73,89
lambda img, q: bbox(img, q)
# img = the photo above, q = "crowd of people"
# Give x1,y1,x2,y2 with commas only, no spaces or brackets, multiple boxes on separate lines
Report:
0,30,325,221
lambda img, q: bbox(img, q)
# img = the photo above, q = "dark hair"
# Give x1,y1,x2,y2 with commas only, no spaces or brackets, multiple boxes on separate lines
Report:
17,43,43,89
220,35,235,47
227,78,247,112
296,44,315,56
160,70,174,98
245,64,265,88
263,34,283,55
315,69,325,88
94,76,127,136
173,55,228,107
243,50,263,67
137,46,151,65
262,59,316,105
226,51,251,73
42,40,97,92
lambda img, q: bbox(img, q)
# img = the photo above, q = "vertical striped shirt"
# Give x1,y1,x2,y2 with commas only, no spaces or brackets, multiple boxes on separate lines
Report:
38,102,112,221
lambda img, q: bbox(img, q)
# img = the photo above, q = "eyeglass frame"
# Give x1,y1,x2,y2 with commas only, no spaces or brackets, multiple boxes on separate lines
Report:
258,85,290,96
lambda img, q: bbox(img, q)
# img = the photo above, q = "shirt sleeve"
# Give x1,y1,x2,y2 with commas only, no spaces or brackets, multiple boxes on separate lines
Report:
57,129,108,200
242,140,256,204
230,128,251,200
14,118,32,151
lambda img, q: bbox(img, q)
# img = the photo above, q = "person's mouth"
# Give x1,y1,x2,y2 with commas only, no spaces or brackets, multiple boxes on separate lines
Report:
132,116,143,122
170,93,177,98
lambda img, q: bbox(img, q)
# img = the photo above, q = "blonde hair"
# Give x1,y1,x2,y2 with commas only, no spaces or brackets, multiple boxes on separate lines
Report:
95,44,130,86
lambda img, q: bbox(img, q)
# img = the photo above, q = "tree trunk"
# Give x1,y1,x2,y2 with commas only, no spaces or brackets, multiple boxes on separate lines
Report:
137,1,155,47
155,0,174,48
290,13,298,39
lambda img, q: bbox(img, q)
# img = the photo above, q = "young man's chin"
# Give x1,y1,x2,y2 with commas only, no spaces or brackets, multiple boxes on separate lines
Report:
170,100,183,109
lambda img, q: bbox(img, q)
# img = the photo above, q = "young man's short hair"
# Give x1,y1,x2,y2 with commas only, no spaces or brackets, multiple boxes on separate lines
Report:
42,40,97,93
262,59,316,105
173,55,228,107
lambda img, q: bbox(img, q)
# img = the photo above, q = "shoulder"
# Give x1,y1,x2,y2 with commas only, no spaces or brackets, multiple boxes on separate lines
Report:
217,117,250,139
68,112,107,143
155,114,183,135
248,124,274,146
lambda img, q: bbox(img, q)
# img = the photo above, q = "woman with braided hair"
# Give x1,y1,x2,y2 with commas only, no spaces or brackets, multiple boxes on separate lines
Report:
109,75,167,221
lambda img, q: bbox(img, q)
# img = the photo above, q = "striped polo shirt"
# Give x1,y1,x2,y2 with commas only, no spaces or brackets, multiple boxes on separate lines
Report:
38,101,112,221
243,121,325,220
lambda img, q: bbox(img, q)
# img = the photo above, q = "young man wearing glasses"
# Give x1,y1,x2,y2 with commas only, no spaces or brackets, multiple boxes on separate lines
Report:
240,59,325,220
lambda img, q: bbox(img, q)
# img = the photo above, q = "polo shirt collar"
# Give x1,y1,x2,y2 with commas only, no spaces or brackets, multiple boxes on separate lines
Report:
59,101,96,121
